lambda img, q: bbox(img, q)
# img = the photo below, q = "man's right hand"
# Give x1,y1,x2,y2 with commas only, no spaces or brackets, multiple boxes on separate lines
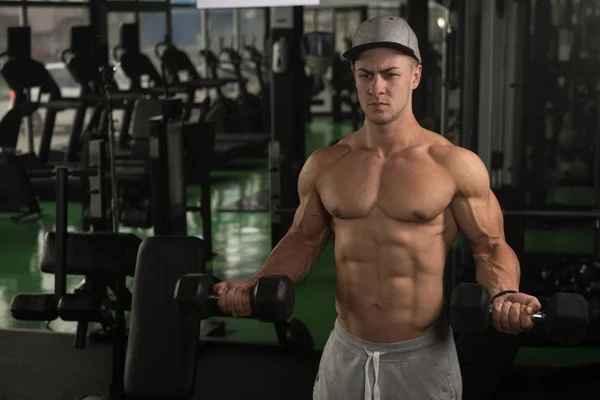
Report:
212,279,257,317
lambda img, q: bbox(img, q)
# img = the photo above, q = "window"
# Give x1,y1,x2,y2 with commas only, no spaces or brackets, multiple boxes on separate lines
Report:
240,8,266,95
108,12,135,63
240,8,265,52
368,6,401,19
335,10,362,52
139,12,167,69
304,7,316,32
32,0,88,3
316,8,333,32
0,6,22,103
171,7,203,66
207,9,233,55
27,7,90,63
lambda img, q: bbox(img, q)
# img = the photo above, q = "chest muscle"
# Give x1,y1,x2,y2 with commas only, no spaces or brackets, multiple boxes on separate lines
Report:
318,153,455,222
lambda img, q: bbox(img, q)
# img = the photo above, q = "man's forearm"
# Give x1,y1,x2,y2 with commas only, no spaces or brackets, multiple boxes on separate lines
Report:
250,230,329,284
474,241,521,298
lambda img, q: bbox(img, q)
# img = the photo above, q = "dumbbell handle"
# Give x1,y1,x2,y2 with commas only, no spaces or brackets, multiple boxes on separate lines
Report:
207,291,256,317
487,305,545,322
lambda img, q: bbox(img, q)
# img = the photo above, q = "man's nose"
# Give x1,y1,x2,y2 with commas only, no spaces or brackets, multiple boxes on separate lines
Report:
369,75,385,95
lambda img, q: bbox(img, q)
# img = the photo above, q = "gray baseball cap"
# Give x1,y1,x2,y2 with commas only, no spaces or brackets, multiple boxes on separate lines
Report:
343,16,421,64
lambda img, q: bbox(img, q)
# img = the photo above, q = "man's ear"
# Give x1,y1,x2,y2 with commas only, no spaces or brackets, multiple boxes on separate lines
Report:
412,64,422,90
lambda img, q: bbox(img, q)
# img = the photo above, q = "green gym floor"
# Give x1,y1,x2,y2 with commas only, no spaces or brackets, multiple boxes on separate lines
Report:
1,118,600,371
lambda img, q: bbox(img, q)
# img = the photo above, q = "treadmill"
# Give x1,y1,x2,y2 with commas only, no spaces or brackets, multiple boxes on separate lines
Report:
155,39,269,168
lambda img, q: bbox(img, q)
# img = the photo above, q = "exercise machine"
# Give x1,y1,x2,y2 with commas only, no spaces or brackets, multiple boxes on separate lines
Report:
269,19,336,247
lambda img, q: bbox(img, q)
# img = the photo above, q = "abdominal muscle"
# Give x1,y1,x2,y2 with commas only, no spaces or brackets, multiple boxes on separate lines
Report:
333,216,451,343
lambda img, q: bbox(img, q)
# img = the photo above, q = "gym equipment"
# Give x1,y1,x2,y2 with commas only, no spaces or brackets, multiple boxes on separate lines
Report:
275,317,314,352
129,105,217,258
174,273,294,322
0,26,132,170
60,25,120,163
146,105,187,236
174,44,269,170
501,208,600,329
1,25,138,218
220,46,265,133
241,37,270,133
146,112,222,258
123,236,203,400
0,103,25,155
0,158,42,222
116,27,236,101
331,45,363,131
155,39,199,121
10,293,57,321
270,28,335,247
134,93,261,257
449,282,590,345
546,256,600,295
200,47,245,134
152,41,269,169
7,234,316,399
167,243,313,351
0,26,63,166
154,39,242,122
10,164,141,398
0,27,37,156
116,98,169,230
304,31,335,117
113,24,163,90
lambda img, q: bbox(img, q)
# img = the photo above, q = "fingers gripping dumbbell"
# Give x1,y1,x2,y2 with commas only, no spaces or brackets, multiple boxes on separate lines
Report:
449,283,590,345
173,274,294,322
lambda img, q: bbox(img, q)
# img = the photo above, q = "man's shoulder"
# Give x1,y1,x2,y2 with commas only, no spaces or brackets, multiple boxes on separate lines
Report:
301,140,351,188
307,137,353,167
429,143,489,197
425,135,482,170
421,134,489,196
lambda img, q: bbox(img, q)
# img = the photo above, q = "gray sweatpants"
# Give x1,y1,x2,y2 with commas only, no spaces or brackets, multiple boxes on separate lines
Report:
313,319,462,400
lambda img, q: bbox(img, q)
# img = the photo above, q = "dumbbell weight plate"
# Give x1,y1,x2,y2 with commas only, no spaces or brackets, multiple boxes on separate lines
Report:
545,292,590,345
252,275,294,322
174,274,214,320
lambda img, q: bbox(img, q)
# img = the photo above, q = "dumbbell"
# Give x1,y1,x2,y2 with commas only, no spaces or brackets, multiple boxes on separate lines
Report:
449,283,590,345
11,293,58,321
174,274,294,322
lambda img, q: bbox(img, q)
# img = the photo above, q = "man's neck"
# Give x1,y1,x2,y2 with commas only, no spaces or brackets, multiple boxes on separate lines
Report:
362,111,421,157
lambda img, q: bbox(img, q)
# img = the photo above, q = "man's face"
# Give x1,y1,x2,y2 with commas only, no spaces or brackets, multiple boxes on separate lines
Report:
352,48,422,126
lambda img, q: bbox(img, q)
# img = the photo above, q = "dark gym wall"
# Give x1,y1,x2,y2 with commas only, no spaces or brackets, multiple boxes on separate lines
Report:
406,0,430,125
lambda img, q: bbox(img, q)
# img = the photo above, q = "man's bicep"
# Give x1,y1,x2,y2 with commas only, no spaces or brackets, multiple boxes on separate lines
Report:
448,148,505,251
451,190,504,248
292,151,331,243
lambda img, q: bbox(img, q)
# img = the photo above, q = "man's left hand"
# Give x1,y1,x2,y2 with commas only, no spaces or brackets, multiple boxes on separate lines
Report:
491,292,542,335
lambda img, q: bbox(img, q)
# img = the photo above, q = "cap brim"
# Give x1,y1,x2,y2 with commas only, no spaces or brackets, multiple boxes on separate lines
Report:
342,41,420,63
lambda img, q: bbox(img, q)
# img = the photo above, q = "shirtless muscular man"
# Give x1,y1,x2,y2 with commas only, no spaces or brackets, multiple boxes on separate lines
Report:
214,16,542,400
